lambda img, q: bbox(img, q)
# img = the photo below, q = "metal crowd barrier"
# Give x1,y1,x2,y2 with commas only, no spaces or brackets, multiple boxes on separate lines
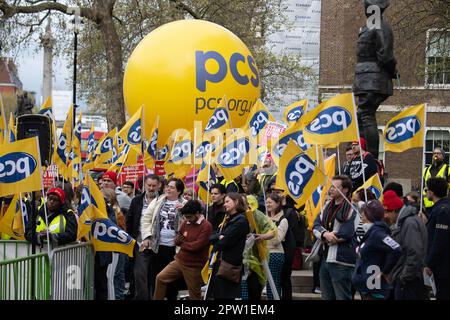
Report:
50,242,94,300
0,241,94,300
0,253,51,300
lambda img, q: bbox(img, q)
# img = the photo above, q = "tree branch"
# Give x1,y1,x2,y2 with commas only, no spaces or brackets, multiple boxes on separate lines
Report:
168,0,200,19
0,0,96,21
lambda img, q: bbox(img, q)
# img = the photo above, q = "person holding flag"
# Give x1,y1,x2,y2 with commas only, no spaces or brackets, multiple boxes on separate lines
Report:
25,188,77,246
344,138,379,192
313,175,357,300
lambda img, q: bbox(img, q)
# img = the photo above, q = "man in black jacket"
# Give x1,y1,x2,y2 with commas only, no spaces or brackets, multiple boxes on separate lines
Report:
424,177,450,300
126,174,162,300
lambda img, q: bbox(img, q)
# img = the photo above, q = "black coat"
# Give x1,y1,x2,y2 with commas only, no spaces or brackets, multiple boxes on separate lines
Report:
206,202,227,233
125,192,146,240
426,197,450,279
209,212,250,299
211,212,250,266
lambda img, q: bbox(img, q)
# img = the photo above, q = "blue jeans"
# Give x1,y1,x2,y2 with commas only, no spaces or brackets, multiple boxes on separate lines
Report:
319,261,354,300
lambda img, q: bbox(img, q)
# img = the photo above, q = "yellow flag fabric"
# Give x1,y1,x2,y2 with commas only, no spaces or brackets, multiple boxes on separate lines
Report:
82,123,98,172
144,117,159,169
0,137,43,197
38,96,53,118
271,124,311,163
53,106,73,179
277,140,325,207
77,174,108,239
354,173,384,202
8,113,16,143
245,99,275,141
0,94,6,145
0,194,27,240
383,104,425,153
203,95,231,139
62,105,74,154
94,128,118,169
215,131,251,182
164,135,194,178
283,99,308,126
108,145,140,174
305,154,336,230
301,93,359,145
118,107,142,154
91,215,136,257
196,151,216,203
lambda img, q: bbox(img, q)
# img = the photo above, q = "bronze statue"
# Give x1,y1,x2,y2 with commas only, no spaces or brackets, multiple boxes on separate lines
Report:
15,91,35,117
354,0,398,159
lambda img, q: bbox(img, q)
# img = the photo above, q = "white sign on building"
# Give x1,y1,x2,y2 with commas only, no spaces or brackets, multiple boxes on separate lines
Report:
267,0,321,119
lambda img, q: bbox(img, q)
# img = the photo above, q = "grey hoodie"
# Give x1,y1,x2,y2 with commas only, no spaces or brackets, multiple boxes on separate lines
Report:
389,205,428,284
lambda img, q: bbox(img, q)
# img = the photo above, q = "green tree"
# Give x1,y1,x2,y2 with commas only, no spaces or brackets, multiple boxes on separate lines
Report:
1,0,311,129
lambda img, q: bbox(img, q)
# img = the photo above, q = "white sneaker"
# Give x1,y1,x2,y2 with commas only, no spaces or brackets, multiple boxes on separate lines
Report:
314,287,321,294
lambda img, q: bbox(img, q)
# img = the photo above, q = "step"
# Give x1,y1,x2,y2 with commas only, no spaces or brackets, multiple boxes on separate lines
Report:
292,292,322,300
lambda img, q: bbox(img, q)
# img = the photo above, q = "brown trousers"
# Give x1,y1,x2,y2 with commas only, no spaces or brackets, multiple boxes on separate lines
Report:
153,259,204,300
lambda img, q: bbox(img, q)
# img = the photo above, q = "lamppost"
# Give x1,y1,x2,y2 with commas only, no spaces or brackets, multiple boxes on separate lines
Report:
68,7,81,127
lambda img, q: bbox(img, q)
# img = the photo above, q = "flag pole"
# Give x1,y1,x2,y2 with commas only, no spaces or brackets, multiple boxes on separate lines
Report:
419,104,428,214
205,150,212,220
352,93,368,202
35,136,52,255
193,124,197,199
336,143,342,175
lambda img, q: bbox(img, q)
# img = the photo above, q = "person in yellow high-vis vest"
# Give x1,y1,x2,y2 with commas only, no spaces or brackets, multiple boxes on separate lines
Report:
423,147,450,210
25,188,77,246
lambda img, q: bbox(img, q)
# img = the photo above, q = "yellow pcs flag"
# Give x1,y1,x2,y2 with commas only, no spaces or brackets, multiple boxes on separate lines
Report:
245,99,275,141
144,117,159,169
38,96,53,118
283,99,308,126
305,154,336,230
216,131,251,182
0,137,43,197
91,217,136,257
0,194,27,240
203,95,231,138
354,173,384,202
277,140,325,207
94,128,118,169
77,174,108,239
384,104,425,153
118,107,142,154
164,130,194,178
301,93,359,145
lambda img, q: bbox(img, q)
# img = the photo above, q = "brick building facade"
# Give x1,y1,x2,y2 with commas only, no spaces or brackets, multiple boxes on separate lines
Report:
318,0,450,192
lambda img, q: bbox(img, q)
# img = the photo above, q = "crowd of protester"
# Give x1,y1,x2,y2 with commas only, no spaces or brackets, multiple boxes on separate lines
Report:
2,138,449,301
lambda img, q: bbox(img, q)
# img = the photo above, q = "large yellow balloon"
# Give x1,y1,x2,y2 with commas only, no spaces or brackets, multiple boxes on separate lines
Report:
124,19,261,144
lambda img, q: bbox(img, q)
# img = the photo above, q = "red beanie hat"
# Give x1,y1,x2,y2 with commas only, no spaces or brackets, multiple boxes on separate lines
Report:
102,171,118,185
352,137,366,151
383,190,404,211
47,188,66,204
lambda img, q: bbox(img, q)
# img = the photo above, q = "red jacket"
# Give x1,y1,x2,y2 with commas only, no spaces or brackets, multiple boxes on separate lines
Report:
175,215,212,268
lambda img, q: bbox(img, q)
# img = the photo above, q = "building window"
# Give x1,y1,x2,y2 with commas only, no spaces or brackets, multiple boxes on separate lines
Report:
426,30,450,86
425,130,450,166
